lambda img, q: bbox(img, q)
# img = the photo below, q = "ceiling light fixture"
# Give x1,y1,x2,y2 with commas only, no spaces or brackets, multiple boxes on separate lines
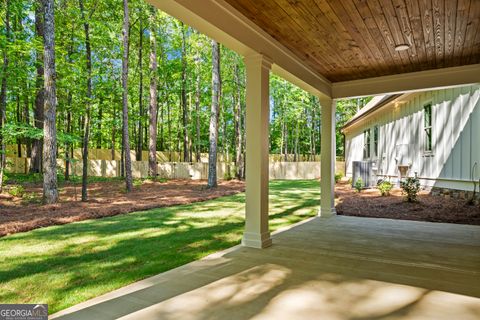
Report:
395,44,410,51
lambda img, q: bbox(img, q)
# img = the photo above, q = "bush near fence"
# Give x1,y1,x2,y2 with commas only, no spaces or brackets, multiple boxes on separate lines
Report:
5,157,345,180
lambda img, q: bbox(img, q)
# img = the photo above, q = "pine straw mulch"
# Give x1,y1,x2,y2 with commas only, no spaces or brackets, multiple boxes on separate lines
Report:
0,179,245,237
335,181,480,225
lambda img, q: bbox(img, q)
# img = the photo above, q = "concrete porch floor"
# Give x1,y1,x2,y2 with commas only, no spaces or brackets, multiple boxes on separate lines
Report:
52,216,480,320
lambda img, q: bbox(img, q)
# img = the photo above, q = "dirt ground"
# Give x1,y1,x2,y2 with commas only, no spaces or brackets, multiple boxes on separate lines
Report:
0,179,245,237
336,182,480,225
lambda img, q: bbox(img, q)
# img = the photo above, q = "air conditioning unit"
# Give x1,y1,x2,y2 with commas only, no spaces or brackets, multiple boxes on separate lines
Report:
352,161,375,188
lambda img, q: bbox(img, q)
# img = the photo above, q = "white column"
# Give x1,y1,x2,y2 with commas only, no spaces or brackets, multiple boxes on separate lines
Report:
242,54,272,248
319,97,336,217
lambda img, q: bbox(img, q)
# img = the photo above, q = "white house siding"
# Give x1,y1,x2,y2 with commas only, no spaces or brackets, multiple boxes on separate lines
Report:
344,84,480,191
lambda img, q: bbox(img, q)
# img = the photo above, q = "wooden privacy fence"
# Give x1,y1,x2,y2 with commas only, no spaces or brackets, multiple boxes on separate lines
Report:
6,158,345,180
6,145,325,163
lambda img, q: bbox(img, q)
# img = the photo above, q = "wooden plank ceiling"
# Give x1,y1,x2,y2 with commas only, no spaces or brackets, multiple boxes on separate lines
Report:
224,0,480,82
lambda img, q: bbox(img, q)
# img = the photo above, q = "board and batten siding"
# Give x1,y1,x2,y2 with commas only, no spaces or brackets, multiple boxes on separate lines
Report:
344,84,480,191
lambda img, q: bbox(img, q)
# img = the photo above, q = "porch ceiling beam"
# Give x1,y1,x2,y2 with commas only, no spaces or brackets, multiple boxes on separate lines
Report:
148,0,332,99
332,64,480,99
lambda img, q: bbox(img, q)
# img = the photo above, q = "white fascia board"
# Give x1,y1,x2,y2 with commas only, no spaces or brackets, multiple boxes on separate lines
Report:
148,0,332,99
332,64,480,98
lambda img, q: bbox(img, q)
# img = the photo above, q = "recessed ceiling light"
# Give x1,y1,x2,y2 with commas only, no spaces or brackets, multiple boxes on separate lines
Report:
395,44,410,51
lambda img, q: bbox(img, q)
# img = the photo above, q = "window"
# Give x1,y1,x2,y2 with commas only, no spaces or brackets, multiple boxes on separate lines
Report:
363,129,370,159
424,103,432,152
373,126,379,158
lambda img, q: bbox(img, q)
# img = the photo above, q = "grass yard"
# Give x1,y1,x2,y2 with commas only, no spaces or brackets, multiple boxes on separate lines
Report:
0,180,320,314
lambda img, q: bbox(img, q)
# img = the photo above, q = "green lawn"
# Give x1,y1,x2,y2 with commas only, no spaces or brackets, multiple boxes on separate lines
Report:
0,180,320,314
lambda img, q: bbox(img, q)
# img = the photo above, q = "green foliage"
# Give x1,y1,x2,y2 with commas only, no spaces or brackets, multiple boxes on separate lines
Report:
6,173,41,185
400,177,421,202
377,181,393,196
334,172,343,183
0,0,364,166
336,97,372,156
354,177,363,192
133,179,144,187
22,192,41,204
0,123,43,143
0,123,79,145
5,173,122,185
1,173,8,186
7,185,25,198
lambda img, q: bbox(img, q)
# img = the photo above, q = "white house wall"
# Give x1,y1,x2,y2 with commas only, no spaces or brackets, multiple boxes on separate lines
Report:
344,84,480,191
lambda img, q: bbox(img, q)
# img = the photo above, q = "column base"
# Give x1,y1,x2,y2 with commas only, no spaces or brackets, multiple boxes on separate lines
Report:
318,207,337,218
242,231,272,248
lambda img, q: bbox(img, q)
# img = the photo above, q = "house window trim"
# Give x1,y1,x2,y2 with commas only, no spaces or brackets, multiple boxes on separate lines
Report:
363,128,371,160
423,101,434,155
373,125,379,159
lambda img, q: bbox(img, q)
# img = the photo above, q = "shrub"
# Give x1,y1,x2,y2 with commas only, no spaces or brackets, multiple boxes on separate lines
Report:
334,172,343,183
354,177,363,192
377,181,393,196
133,179,143,187
8,185,25,198
22,192,40,204
400,177,420,202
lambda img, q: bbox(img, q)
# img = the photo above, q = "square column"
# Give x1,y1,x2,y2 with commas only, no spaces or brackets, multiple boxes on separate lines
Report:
319,97,336,217
242,54,272,248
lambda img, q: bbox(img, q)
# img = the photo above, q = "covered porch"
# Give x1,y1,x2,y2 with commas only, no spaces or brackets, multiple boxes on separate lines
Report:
52,1,480,318
147,0,480,249
52,215,480,319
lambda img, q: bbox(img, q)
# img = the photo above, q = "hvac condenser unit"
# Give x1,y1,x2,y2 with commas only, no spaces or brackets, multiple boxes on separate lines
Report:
352,161,375,188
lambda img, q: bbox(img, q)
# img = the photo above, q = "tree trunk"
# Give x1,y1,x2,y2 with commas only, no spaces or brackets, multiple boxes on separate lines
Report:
112,105,116,160
0,0,9,192
233,63,243,179
136,19,143,161
188,93,193,162
181,23,189,162
207,40,220,188
311,98,316,160
167,99,171,161
79,0,92,202
241,104,246,179
122,0,133,192
221,99,227,162
16,95,21,157
159,99,164,151
30,2,45,174
24,90,32,157
148,8,158,178
42,0,59,204
97,106,102,148
195,71,201,162
294,122,299,162
120,129,124,177
65,110,71,180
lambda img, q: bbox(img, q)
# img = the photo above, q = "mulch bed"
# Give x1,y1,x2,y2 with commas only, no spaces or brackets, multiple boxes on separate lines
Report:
335,182,480,225
0,179,245,237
